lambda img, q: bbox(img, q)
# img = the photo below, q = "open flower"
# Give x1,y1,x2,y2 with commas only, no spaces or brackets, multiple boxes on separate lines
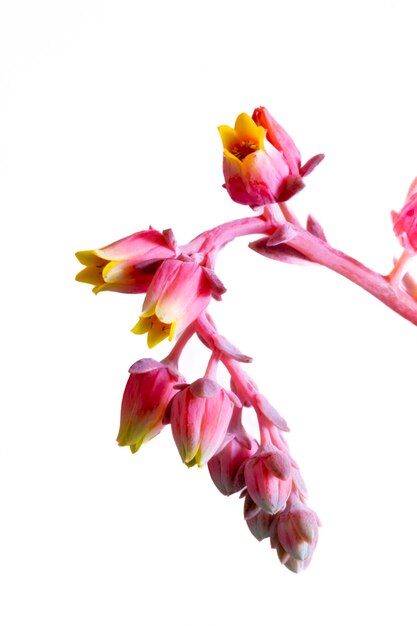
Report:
75,228,176,293
131,258,215,348
219,108,323,208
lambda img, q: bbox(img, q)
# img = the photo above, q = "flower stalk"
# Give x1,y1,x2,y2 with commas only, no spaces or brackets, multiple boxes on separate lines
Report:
76,104,417,574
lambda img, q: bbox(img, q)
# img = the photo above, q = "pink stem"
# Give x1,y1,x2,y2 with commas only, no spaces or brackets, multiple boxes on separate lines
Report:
204,351,220,379
278,201,302,227
283,223,417,326
182,206,417,327
386,249,413,288
163,325,195,368
181,214,275,255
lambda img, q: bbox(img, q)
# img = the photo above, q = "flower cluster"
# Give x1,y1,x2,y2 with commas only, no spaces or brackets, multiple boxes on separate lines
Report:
76,106,417,575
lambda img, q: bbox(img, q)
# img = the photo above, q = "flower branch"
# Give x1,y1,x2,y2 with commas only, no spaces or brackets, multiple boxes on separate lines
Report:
76,103,417,575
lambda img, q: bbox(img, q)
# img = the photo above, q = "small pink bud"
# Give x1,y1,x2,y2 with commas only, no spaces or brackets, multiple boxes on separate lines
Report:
242,490,261,521
117,359,185,453
275,502,320,562
246,508,276,542
170,378,236,467
244,445,292,514
208,435,258,496
280,550,315,574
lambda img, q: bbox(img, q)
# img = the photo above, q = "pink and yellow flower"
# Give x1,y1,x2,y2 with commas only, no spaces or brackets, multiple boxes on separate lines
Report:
131,258,212,348
75,228,176,294
219,112,290,207
117,358,185,454
169,377,239,467
219,108,323,207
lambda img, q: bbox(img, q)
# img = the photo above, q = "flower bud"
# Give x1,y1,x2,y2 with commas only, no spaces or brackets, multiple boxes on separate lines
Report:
246,508,275,542
244,445,292,514
117,359,185,453
170,378,237,467
279,550,315,574
275,502,320,562
208,435,257,496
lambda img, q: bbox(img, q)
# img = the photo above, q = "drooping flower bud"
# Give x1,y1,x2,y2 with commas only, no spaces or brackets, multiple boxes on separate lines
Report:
131,258,218,348
170,378,238,467
275,501,320,562
75,228,176,293
208,432,257,496
244,444,292,514
277,547,316,574
117,358,185,453
246,508,276,542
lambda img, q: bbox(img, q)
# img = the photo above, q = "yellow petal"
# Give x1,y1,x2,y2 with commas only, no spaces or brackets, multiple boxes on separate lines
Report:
131,316,152,335
147,317,172,348
218,125,238,151
168,320,177,341
75,265,105,286
75,250,103,266
92,283,111,294
223,149,243,167
102,260,122,282
234,113,263,143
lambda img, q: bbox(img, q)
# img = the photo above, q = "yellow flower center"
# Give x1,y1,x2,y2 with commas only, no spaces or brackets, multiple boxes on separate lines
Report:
231,140,259,161
218,113,266,165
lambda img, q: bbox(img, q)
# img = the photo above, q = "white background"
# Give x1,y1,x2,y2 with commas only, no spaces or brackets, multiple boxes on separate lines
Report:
1,1,417,624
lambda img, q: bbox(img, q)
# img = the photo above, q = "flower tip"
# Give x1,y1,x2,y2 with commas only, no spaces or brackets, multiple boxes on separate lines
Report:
92,284,108,294
131,320,142,335
75,249,98,265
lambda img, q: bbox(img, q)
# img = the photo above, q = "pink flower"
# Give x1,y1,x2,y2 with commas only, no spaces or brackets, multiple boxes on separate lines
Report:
75,228,176,294
169,378,239,467
131,258,216,348
117,358,185,453
392,179,417,253
246,507,276,542
208,433,258,496
275,501,320,562
218,108,323,208
244,444,292,514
